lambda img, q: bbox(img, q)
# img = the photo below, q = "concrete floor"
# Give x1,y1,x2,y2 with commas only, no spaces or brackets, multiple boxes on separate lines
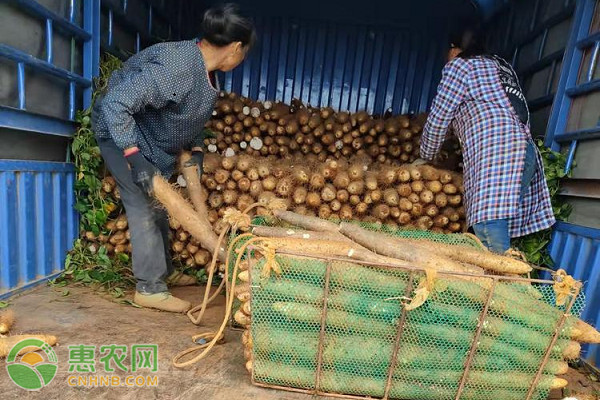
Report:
1,284,598,399
0,284,311,400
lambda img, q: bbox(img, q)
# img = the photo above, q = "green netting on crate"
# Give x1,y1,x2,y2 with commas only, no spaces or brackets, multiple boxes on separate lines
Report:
246,252,585,400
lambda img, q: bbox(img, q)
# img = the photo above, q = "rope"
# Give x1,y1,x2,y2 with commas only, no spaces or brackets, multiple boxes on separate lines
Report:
172,195,289,368
256,242,281,279
172,235,263,368
186,229,230,325
405,269,437,311
223,208,251,231
552,269,581,307
504,248,528,262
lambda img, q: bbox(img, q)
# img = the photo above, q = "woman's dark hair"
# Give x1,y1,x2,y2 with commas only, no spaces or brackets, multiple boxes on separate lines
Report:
449,24,488,58
201,3,256,48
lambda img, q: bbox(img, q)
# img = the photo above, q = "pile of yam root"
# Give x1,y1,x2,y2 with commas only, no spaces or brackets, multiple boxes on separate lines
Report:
227,211,600,399
86,155,466,269
205,92,461,168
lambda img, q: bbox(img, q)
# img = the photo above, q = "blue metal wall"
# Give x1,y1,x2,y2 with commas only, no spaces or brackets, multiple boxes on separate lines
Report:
548,222,600,364
487,0,600,366
0,0,179,297
222,16,446,115
0,161,77,296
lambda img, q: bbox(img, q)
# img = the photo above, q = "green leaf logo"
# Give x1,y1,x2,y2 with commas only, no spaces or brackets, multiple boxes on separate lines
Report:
6,338,58,391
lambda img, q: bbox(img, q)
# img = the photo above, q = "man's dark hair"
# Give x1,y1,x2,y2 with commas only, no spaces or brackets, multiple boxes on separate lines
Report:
201,3,256,48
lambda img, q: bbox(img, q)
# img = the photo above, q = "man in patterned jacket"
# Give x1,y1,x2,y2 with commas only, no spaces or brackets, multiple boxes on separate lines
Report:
92,4,255,312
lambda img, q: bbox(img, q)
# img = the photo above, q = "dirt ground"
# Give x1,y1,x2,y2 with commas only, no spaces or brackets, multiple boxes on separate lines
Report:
0,284,310,399
1,284,598,399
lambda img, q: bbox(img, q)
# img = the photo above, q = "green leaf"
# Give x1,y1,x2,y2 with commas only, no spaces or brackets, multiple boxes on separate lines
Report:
0,301,10,308
120,299,142,308
62,289,70,296
74,202,88,213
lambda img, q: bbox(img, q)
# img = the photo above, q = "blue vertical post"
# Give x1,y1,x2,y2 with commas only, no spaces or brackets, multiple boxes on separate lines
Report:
148,6,153,37
108,8,114,47
565,140,578,173
586,42,600,82
17,62,25,110
69,82,76,120
83,0,100,109
45,19,53,64
69,0,75,22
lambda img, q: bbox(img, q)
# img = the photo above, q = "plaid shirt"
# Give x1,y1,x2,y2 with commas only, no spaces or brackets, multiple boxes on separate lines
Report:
93,40,218,176
421,56,555,238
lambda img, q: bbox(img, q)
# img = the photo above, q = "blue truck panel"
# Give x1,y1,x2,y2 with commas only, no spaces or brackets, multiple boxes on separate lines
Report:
221,17,445,115
549,222,600,364
0,160,78,298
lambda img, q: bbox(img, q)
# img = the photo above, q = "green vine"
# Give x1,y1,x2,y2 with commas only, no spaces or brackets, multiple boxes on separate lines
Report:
511,140,573,266
54,54,134,295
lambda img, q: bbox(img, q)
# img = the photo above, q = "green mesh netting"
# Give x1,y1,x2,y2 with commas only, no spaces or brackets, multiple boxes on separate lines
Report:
238,218,585,400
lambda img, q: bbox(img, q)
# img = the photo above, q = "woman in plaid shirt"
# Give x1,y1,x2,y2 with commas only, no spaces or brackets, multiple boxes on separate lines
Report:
420,27,555,253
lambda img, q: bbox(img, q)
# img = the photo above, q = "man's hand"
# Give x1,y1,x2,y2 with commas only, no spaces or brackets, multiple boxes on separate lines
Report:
125,149,158,194
184,149,205,180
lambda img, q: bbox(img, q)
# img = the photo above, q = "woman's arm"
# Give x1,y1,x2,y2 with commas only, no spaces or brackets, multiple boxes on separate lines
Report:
420,58,471,161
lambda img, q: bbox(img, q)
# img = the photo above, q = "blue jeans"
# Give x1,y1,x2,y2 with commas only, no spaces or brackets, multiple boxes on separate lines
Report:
472,141,537,253
98,138,174,294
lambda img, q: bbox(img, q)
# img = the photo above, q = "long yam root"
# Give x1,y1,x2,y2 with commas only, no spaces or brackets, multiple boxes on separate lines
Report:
152,175,225,261
252,225,355,244
272,209,340,232
338,222,483,275
403,237,532,274
180,151,209,213
572,319,600,343
0,334,57,357
0,310,14,334
254,360,565,400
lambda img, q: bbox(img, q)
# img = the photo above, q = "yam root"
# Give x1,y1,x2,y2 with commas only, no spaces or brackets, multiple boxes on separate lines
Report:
273,210,339,233
338,222,483,275
0,310,14,334
152,175,225,261
0,335,58,358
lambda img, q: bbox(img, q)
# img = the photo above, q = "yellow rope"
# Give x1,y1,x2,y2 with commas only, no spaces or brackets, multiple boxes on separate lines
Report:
256,241,281,279
463,232,489,252
267,198,287,212
172,196,289,368
405,269,437,311
186,229,230,325
552,269,581,306
172,235,263,368
223,208,252,231
504,248,528,262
